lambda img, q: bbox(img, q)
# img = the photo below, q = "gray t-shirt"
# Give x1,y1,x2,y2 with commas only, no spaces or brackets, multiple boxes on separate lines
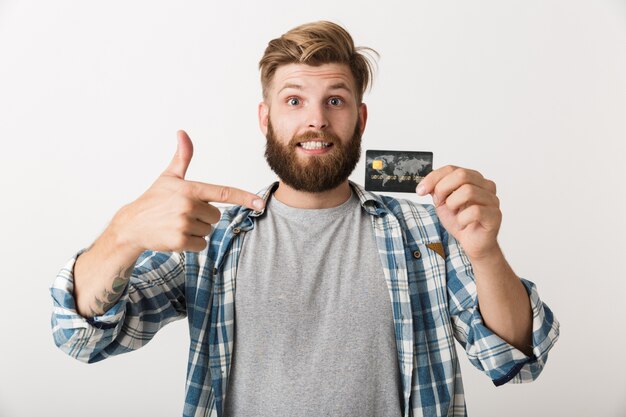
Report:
223,189,403,417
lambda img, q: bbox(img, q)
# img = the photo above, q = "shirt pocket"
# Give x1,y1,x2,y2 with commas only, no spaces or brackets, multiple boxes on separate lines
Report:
406,241,450,331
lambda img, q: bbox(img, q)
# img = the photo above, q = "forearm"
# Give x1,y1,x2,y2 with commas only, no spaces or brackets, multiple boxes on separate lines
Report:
470,244,533,356
73,211,144,318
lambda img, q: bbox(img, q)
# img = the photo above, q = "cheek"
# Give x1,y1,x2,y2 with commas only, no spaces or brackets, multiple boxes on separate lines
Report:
270,112,299,138
269,122,294,143
333,113,359,136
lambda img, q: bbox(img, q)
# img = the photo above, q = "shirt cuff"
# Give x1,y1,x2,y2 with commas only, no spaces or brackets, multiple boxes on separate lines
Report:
466,277,560,386
50,247,130,332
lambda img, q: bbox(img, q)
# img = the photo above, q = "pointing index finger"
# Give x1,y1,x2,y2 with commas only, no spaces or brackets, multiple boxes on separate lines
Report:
190,181,265,211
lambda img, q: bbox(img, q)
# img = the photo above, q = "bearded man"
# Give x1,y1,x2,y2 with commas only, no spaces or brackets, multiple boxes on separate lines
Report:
51,21,559,417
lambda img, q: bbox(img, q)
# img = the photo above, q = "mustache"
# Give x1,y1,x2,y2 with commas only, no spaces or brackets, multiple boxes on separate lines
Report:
289,130,341,147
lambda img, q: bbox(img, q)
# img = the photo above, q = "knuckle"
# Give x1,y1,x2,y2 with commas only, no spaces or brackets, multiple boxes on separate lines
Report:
456,169,470,181
173,235,188,251
208,205,222,222
218,186,231,202
460,183,473,196
181,181,196,197
176,215,192,231
179,198,195,214
433,189,442,202
442,165,455,174
208,212,221,225
470,205,482,217
188,237,206,253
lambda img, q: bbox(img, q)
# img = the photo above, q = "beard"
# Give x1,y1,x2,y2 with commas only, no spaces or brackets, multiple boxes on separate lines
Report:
264,118,362,193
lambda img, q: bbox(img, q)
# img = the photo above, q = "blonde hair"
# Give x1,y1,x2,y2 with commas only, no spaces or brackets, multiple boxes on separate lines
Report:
259,21,378,103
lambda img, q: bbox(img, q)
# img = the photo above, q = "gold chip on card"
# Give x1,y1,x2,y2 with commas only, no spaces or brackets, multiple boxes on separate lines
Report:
372,160,383,170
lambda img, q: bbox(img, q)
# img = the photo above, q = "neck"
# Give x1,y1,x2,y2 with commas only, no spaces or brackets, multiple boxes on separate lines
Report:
272,180,352,209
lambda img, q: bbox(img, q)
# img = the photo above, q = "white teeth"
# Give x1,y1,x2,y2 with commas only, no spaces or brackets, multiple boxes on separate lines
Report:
300,141,330,150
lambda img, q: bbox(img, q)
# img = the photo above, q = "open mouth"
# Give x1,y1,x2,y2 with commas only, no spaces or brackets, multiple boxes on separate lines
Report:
297,141,333,150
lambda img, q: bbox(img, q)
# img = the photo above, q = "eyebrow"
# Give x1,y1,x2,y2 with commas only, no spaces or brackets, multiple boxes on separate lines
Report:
277,82,354,95
329,82,353,93
277,83,303,94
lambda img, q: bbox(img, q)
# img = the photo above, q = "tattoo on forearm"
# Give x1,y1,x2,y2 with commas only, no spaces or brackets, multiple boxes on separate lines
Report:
89,264,134,316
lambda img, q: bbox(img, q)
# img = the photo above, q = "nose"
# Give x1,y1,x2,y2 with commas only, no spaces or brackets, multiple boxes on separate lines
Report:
306,104,328,130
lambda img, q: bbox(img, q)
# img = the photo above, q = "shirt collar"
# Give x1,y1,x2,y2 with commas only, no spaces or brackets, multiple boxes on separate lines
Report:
247,180,389,219
348,180,389,217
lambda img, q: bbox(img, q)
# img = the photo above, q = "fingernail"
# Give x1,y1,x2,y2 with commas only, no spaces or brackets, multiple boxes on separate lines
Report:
253,199,265,210
416,184,426,195
432,195,439,206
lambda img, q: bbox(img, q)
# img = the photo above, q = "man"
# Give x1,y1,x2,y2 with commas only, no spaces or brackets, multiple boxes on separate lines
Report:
50,21,559,417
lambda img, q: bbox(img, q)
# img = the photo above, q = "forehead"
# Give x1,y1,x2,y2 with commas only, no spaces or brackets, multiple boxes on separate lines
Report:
270,63,356,95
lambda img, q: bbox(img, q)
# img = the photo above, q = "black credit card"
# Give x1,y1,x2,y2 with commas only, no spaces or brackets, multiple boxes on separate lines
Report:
364,150,433,193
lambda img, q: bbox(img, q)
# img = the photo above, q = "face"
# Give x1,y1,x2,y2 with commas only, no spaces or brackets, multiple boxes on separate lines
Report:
259,63,368,193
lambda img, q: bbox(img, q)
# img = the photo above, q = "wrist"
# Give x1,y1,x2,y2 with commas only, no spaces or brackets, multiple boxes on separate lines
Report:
467,242,504,267
468,243,520,290
109,206,145,258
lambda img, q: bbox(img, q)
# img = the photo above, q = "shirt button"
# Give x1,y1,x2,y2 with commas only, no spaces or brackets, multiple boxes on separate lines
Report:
213,267,218,275
413,250,421,259
233,227,241,234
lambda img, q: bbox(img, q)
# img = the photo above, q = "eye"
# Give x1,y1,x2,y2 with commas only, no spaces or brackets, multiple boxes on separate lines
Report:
328,97,343,106
287,97,300,106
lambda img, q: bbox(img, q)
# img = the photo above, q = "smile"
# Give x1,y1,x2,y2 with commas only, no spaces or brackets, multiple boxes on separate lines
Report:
298,141,332,150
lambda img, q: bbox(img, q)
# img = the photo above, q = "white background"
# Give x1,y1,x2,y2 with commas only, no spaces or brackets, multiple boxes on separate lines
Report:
1,1,625,416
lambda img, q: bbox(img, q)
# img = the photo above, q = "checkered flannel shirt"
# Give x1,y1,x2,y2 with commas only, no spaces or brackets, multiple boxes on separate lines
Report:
51,181,559,417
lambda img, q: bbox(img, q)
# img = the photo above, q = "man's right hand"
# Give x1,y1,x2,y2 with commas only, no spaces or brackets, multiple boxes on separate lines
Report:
111,130,265,253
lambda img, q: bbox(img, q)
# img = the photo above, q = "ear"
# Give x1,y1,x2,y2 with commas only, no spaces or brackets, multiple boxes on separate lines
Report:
358,103,368,135
258,101,270,136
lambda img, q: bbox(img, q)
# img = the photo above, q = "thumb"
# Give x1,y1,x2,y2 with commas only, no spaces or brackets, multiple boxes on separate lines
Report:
163,130,194,179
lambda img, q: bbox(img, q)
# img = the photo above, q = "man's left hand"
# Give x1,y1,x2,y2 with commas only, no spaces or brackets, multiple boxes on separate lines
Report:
416,165,501,260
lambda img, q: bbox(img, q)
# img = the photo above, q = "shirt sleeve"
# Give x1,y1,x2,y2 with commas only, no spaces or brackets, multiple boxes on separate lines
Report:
50,247,188,363
443,229,560,386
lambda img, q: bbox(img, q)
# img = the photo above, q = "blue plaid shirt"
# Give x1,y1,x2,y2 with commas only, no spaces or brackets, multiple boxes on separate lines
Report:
51,181,559,417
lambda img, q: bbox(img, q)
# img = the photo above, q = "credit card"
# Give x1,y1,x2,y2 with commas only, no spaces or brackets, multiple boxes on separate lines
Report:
364,150,433,193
